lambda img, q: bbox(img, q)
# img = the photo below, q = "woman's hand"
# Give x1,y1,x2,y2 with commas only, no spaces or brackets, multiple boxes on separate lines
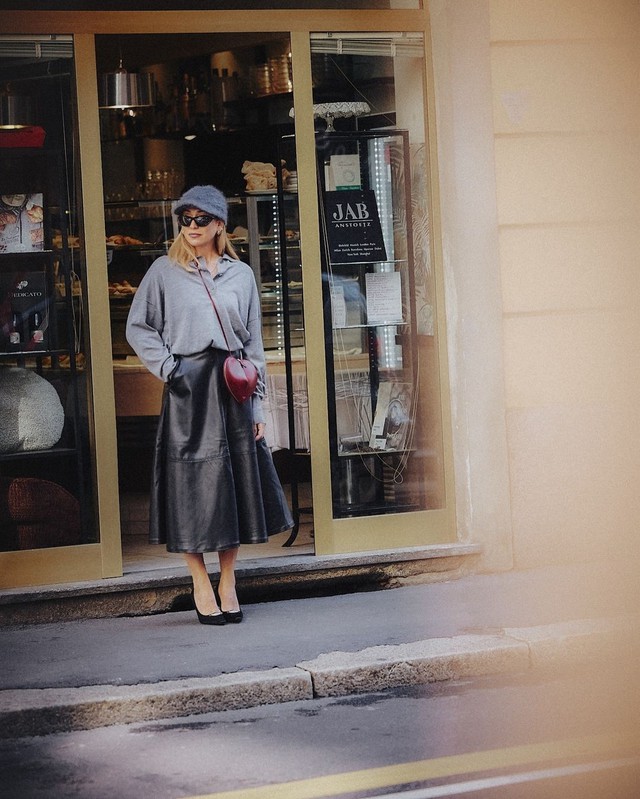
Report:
254,422,265,441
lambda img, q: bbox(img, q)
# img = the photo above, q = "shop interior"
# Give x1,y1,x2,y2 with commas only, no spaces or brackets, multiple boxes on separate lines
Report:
96,32,412,570
96,33,304,569
1,30,444,569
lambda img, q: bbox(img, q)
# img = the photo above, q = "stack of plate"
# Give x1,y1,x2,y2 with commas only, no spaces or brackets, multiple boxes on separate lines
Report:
284,170,298,192
251,63,271,97
269,55,292,94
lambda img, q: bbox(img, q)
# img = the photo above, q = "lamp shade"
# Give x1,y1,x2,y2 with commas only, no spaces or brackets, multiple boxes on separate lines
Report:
0,88,34,129
99,64,154,109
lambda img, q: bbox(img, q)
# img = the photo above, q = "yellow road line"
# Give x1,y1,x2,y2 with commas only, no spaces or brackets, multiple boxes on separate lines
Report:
181,732,636,799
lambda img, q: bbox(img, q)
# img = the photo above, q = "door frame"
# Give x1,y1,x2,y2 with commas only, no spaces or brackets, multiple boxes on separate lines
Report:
1,7,455,588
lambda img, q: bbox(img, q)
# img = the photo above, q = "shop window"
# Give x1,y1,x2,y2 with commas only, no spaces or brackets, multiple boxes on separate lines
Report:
0,36,98,551
309,31,446,518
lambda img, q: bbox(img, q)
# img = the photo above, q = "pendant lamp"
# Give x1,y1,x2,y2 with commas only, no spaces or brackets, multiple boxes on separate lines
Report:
0,84,34,129
99,59,154,109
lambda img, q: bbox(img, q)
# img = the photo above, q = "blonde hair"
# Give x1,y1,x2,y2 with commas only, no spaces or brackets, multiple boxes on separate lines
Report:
168,219,239,270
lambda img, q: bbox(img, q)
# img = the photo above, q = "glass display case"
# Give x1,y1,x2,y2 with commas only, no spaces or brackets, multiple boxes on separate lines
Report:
316,129,429,519
104,192,302,356
234,193,303,354
0,56,97,551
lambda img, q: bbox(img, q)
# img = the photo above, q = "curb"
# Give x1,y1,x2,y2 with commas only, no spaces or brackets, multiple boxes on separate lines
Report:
1,668,312,739
296,634,529,697
0,617,633,739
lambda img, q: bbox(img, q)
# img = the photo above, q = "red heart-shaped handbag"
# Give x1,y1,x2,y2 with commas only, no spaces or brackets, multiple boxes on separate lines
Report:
223,355,258,403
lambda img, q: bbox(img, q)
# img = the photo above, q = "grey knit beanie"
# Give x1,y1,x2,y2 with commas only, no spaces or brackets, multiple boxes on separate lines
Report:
174,185,228,225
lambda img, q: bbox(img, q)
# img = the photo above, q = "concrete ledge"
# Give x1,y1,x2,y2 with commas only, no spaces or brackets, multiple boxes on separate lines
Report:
504,617,640,668
0,668,312,739
2,617,629,738
297,635,530,697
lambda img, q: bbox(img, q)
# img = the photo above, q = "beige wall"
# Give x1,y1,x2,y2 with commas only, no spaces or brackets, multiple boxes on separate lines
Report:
491,0,640,567
430,1,514,571
431,0,640,569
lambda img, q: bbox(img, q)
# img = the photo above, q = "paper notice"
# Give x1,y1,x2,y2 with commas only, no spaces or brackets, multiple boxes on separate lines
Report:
330,155,361,191
365,271,403,325
330,282,347,328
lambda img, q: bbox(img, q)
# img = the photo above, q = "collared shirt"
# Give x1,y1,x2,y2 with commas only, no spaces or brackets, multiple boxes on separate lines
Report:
125,253,266,422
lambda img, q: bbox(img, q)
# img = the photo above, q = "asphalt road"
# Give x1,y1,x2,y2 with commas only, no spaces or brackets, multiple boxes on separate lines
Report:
1,663,637,799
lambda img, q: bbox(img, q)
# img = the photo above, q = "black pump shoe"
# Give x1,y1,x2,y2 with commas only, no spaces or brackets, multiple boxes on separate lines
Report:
192,591,226,626
196,607,227,625
215,587,243,623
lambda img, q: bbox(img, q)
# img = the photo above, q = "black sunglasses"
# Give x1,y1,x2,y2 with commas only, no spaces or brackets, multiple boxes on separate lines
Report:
178,213,216,228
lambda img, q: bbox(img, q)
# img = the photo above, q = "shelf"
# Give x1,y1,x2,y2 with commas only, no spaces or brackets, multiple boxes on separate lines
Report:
0,348,76,359
0,446,78,462
332,321,406,330
329,259,408,267
338,448,415,458
104,199,178,206
0,250,54,260
107,247,168,257
233,191,298,202
333,500,424,518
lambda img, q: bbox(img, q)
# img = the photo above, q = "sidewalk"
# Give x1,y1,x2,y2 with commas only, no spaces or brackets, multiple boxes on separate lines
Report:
1,560,638,738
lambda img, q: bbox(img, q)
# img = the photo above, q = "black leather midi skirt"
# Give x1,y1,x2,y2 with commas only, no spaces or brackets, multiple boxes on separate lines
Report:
150,347,293,553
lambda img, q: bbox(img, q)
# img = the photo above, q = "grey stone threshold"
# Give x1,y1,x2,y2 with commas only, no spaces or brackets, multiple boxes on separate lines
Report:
0,543,482,626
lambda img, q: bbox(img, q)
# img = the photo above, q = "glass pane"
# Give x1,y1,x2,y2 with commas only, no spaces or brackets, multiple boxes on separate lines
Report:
96,33,310,541
312,32,445,518
0,37,98,549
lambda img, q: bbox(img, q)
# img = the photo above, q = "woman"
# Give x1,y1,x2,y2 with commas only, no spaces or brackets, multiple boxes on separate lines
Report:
126,184,293,625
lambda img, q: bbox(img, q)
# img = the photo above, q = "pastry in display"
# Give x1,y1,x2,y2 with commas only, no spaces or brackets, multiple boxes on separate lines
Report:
106,234,145,247
241,160,290,192
242,160,276,192
57,353,86,369
108,279,137,297
228,225,248,243
52,231,81,248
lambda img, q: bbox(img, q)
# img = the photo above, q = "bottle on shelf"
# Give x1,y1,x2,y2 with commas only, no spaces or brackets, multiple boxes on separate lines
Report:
179,72,192,129
166,84,180,133
194,68,211,132
195,68,210,117
30,310,44,344
221,69,241,128
210,68,223,130
9,310,22,346
211,68,241,130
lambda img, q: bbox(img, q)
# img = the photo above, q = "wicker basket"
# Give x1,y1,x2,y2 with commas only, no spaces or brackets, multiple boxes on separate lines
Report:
0,477,81,550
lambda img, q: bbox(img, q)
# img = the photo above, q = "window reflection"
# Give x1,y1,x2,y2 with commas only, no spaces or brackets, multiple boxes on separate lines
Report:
0,36,97,551
311,32,446,516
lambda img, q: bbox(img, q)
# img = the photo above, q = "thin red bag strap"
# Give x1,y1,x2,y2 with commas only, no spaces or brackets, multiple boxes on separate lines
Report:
195,263,233,354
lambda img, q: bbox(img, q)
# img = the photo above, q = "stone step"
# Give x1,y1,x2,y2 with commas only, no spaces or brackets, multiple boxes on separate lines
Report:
0,543,481,626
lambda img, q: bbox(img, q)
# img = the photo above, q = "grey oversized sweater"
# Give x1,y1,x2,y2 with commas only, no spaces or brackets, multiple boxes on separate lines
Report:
125,253,266,423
